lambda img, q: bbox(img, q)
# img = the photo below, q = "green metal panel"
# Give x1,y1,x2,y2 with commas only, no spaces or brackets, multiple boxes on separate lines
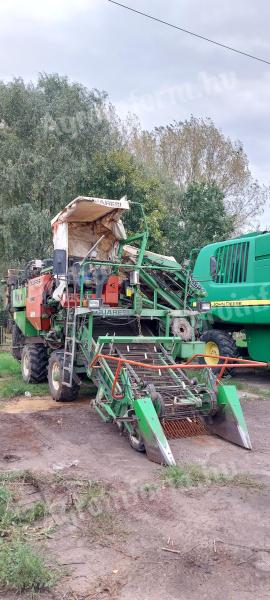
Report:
133,397,176,465
212,385,251,449
179,341,205,359
12,287,27,308
193,232,270,327
14,310,37,336
246,327,270,361
193,231,270,361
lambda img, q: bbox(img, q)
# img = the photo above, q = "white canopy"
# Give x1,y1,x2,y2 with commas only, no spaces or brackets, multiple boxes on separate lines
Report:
51,196,129,261
51,195,129,226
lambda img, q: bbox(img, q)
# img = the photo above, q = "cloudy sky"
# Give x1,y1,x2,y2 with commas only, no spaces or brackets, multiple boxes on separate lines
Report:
1,0,270,221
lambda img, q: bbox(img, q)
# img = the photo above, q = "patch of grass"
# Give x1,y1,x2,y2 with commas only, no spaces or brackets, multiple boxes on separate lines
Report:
160,464,202,488
230,473,264,489
0,375,49,399
76,481,125,541
0,483,47,537
0,476,57,593
159,464,263,489
0,469,42,486
90,511,116,538
16,501,47,525
0,353,20,377
141,483,157,493
77,482,106,512
0,353,49,398
0,540,55,592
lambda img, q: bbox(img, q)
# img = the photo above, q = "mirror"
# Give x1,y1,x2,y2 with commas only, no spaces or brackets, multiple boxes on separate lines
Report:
53,249,67,276
210,256,217,280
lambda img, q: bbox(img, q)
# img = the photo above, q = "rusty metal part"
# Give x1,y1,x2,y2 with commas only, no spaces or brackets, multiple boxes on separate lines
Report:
162,417,207,439
171,317,193,341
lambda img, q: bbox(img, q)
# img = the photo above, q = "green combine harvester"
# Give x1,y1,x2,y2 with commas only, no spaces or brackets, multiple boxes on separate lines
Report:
193,231,270,366
5,197,263,465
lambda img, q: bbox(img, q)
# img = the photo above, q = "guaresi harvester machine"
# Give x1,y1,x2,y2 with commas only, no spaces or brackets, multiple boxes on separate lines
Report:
6,197,264,465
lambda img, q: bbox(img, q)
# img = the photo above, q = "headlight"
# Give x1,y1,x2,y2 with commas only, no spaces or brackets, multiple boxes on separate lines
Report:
199,301,211,312
88,298,102,309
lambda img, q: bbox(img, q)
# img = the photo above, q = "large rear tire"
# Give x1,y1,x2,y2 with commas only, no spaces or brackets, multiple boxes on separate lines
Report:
200,329,238,376
21,344,48,383
12,324,25,361
48,351,79,402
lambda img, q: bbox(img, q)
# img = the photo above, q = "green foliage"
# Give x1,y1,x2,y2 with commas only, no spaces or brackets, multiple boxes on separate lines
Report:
0,477,55,592
0,74,168,272
0,374,49,398
164,182,234,263
89,149,167,251
0,74,240,275
77,482,105,512
0,470,28,483
128,116,268,231
16,501,47,525
0,481,47,537
0,352,20,377
159,463,261,488
0,484,11,519
0,541,55,591
0,354,50,400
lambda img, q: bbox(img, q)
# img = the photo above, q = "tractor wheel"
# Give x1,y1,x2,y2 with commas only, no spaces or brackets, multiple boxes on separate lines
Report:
11,324,25,361
199,330,238,375
128,425,145,453
21,344,48,383
48,351,79,402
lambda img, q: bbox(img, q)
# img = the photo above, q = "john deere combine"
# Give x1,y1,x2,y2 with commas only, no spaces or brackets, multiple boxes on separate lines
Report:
193,231,270,365
5,196,261,465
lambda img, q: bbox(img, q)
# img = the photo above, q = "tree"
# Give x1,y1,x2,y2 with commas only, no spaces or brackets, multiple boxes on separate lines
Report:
0,74,254,278
163,182,234,263
127,116,268,230
0,75,167,273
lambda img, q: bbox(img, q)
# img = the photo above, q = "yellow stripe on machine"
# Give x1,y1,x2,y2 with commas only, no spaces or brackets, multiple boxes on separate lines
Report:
211,299,270,308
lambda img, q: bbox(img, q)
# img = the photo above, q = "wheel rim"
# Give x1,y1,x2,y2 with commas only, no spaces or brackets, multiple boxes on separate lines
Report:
52,363,61,391
205,341,220,366
22,353,30,378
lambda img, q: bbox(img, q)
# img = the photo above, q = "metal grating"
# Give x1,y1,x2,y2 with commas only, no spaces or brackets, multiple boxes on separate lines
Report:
162,418,207,439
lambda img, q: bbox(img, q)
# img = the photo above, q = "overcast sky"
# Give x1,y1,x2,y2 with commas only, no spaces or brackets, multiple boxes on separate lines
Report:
1,0,270,223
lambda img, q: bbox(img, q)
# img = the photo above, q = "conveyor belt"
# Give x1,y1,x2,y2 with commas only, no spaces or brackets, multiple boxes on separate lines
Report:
99,339,208,439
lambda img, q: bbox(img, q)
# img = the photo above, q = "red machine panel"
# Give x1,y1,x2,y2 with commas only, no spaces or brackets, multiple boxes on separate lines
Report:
104,275,119,306
60,275,120,308
26,274,53,331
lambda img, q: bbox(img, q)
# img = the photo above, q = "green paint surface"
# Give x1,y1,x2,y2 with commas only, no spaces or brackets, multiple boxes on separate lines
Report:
193,231,270,361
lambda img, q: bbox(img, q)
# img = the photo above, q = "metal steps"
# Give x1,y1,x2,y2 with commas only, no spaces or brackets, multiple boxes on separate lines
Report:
62,309,77,387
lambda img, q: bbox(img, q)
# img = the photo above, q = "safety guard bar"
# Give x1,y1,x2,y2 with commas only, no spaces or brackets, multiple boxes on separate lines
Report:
90,353,268,400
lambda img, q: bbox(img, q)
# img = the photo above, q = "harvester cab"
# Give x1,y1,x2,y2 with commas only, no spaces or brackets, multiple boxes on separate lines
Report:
6,196,263,465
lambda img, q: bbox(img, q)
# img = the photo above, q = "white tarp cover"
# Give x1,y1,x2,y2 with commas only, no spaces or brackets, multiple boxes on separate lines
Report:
51,196,129,260
51,195,129,225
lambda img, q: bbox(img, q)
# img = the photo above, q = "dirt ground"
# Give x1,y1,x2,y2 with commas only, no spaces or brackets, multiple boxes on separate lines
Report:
1,371,270,600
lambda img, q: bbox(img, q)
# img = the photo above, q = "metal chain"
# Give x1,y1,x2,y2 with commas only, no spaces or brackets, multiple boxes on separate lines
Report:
136,314,142,336
109,332,115,355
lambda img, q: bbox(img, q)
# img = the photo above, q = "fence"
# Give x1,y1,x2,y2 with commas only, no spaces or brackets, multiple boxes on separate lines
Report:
0,310,11,351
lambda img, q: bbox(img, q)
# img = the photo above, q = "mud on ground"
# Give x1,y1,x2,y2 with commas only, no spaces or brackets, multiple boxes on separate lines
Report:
0,373,270,600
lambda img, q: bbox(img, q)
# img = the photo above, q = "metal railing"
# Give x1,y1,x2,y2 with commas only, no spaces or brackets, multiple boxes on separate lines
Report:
90,353,268,399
